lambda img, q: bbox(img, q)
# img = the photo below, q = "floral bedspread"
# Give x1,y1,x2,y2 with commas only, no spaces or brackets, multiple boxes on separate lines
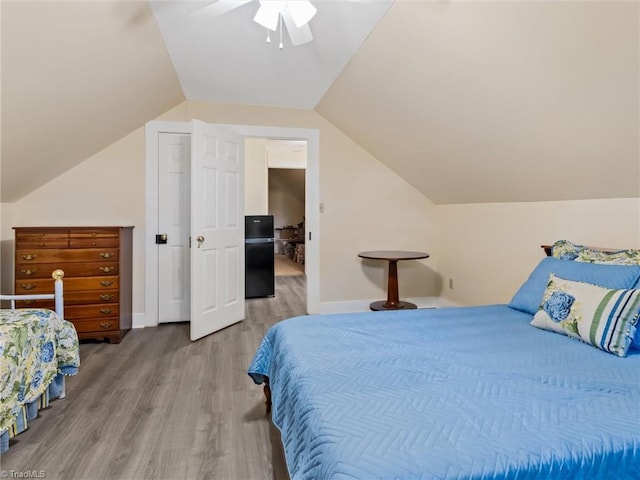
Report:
0,309,79,435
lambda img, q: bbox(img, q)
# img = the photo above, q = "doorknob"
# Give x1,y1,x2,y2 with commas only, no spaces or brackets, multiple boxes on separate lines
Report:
196,235,205,248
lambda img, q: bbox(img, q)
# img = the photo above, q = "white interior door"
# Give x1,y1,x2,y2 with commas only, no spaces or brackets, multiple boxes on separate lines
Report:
158,133,191,323
190,120,245,341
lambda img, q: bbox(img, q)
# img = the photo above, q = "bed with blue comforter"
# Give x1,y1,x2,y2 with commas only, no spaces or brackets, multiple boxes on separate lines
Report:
248,245,640,479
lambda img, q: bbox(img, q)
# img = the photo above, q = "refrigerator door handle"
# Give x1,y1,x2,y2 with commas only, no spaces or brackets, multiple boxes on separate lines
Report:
245,238,275,244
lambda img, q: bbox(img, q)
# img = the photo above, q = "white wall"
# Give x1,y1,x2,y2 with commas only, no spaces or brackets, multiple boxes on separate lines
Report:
7,101,439,321
9,126,147,313
436,198,640,306
244,138,268,215
9,98,635,317
267,141,307,168
0,203,14,296
183,101,441,304
269,179,305,229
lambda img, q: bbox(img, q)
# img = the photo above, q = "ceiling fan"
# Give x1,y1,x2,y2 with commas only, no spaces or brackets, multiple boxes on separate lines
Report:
196,0,318,47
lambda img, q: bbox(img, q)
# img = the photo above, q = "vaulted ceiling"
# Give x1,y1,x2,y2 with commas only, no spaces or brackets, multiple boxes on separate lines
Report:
2,0,638,203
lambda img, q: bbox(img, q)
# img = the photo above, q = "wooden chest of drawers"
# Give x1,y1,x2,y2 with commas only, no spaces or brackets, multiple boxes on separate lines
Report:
14,226,133,344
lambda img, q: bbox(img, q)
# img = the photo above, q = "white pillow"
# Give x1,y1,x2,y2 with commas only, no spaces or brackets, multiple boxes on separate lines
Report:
531,274,640,357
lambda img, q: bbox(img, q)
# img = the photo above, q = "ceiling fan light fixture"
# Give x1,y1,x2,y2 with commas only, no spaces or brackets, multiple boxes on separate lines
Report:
253,0,317,31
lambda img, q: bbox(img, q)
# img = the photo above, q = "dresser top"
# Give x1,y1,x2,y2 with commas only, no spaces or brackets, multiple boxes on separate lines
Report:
14,226,134,230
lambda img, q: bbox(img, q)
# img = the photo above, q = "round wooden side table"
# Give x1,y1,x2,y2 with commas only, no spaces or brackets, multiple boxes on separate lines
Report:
358,250,430,311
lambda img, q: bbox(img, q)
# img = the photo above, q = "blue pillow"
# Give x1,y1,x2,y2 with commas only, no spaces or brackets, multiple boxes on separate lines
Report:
509,257,640,315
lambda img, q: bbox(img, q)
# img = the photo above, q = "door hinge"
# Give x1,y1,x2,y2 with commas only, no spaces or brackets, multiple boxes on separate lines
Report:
309,231,312,241
189,236,191,248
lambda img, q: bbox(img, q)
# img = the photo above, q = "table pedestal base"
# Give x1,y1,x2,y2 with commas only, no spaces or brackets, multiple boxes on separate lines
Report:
369,300,417,311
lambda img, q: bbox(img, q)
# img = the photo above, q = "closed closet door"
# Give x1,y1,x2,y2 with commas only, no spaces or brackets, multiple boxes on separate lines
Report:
158,133,191,323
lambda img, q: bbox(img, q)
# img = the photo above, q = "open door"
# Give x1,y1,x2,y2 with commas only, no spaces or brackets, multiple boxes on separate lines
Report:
190,120,245,341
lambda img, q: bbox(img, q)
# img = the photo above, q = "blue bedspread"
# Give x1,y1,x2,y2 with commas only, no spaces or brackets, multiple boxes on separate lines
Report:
248,305,640,479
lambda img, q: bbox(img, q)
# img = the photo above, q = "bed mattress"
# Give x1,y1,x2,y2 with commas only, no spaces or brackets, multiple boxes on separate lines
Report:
248,305,640,479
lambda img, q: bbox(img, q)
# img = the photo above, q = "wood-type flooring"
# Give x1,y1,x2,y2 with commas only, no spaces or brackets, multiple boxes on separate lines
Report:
1,276,307,480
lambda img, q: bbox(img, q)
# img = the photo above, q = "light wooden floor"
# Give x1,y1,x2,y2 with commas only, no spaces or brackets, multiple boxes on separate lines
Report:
274,254,304,277
1,276,307,480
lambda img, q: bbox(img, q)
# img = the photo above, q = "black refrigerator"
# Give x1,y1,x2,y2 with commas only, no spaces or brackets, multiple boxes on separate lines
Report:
245,215,275,298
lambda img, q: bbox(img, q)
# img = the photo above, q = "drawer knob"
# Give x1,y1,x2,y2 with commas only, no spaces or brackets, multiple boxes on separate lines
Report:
99,266,115,273
21,254,37,261
21,284,36,290
100,281,114,287
100,308,114,315
99,294,114,301
100,322,113,329
21,269,36,276
100,253,113,259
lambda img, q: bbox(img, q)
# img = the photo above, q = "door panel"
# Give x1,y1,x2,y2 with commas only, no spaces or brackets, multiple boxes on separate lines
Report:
225,246,239,304
190,120,245,341
158,133,191,323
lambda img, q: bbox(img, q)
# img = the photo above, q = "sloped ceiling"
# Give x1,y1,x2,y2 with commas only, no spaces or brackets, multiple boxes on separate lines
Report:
2,1,638,205
316,1,640,203
149,0,393,108
1,0,184,202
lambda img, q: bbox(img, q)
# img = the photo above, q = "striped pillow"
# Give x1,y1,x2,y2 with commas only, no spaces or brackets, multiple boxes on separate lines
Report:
531,274,640,357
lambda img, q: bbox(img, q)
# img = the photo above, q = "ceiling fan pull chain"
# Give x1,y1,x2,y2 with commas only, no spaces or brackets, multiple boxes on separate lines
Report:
266,27,271,44
279,13,284,50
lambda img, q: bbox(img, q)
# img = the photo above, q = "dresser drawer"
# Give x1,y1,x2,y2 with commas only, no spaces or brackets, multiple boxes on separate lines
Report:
16,290,119,308
15,262,119,279
65,304,119,320
16,248,119,264
15,231,68,246
69,237,119,248
66,290,119,305
16,276,119,293
71,318,120,333
14,237,69,248
14,299,55,310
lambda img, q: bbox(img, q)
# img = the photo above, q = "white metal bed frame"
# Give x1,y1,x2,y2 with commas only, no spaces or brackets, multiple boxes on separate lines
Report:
0,269,64,317
0,269,66,397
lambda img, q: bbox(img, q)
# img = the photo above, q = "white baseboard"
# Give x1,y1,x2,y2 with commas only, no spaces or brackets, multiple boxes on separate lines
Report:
132,313,146,329
134,297,461,326
318,296,460,314
405,296,460,308
317,300,372,314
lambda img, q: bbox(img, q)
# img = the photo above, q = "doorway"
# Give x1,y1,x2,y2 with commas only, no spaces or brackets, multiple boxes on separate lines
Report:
144,121,320,328
266,139,306,279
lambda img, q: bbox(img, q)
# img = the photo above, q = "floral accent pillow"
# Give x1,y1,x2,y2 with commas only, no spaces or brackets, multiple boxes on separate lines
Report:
551,240,640,265
531,274,640,357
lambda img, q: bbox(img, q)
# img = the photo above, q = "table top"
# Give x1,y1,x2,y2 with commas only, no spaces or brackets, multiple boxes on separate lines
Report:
358,250,430,261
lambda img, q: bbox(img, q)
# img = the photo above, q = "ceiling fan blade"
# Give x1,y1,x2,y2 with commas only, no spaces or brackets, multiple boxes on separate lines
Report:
194,0,254,18
253,0,286,30
282,10,313,46
287,0,317,28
